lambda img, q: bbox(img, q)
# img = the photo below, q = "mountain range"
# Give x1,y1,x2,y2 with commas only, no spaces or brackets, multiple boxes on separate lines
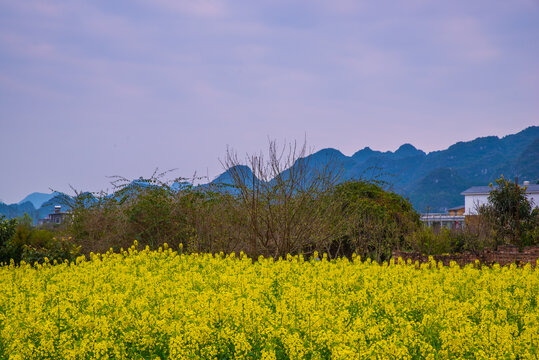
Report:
0,192,65,224
212,126,539,212
1,126,538,221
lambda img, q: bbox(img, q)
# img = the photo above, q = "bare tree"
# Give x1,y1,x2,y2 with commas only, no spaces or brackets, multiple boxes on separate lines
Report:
221,140,343,258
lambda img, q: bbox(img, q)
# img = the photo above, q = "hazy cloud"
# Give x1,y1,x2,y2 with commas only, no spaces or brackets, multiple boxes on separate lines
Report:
143,0,228,17
438,17,498,63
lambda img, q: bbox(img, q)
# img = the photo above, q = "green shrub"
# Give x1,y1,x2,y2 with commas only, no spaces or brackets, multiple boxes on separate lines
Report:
330,181,420,261
406,227,443,255
0,218,80,265
478,176,537,247
0,216,17,262
21,236,80,265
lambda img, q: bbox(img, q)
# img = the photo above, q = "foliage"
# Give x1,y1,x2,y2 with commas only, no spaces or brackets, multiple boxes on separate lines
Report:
0,215,17,249
479,176,537,247
404,225,500,256
62,175,243,255
406,227,454,255
20,236,81,265
331,180,419,261
0,245,537,359
0,214,80,265
123,186,190,249
522,207,539,246
57,143,425,260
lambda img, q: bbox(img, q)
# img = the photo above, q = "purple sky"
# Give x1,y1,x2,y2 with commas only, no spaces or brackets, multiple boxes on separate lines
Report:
1,0,538,204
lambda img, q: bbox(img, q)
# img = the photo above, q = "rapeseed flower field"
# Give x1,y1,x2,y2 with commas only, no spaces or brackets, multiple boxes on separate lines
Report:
0,243,537,359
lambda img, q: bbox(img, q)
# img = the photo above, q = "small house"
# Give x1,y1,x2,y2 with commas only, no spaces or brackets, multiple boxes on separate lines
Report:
420,209,465,230
38,206,69,225
448,205,465,216
461,181,539,215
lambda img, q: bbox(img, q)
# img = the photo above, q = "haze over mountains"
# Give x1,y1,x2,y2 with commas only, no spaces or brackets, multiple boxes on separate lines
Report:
1,126,538,222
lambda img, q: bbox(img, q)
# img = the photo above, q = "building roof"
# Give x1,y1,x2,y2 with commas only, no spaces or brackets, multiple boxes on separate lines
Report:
448,205,465,211
461,184,539,195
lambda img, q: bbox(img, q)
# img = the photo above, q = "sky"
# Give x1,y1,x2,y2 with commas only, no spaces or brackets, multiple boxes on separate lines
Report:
1,0,538,204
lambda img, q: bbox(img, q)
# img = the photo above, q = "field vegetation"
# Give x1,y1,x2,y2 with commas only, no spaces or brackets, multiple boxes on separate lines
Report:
0,244,537,359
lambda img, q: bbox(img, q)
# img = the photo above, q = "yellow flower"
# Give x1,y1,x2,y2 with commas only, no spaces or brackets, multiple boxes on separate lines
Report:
0,242,536,359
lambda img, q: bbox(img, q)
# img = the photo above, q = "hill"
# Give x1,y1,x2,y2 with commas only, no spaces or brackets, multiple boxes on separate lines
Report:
17,192,59,209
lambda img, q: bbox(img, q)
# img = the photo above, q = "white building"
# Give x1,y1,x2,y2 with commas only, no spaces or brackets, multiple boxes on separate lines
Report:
461,181,539,215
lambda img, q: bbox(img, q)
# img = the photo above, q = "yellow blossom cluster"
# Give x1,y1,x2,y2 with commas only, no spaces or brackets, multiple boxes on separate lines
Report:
0,243,537,359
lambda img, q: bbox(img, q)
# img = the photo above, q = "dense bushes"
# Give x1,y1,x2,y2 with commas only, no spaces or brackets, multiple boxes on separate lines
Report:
63,183,243,255
329,181,420,261
0,215,80,264
1,180,537,264
0,215,16,250
478,176,539,247
2,173,537,265
405,228,467,255
59,177,419,262
50,142,419,262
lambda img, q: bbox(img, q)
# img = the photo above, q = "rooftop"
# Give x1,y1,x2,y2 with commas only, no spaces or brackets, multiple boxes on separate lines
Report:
461,184,539,195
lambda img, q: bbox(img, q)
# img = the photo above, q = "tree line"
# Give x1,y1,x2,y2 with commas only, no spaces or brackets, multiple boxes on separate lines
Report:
0,142,537,265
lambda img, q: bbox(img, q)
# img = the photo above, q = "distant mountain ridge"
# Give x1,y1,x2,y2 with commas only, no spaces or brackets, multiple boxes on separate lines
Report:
2,126,538,219
0,192,67,224
213,126,539,212
18,192,60,208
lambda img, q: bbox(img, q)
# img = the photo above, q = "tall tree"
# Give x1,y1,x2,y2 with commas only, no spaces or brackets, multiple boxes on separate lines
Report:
479,176,536,247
